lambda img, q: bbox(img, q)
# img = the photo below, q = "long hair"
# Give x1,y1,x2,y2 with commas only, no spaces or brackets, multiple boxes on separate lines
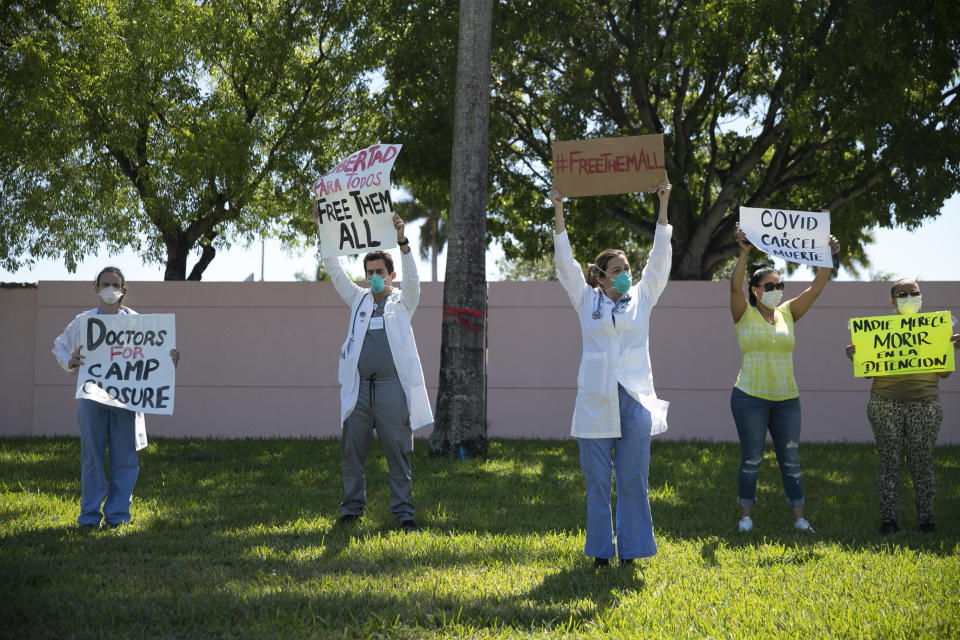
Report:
586,249,627,289
747,261,777,306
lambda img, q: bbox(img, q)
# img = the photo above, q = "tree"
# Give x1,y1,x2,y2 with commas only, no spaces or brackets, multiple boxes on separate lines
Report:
428,0,494,459
489,0,960,279
0,0,380,279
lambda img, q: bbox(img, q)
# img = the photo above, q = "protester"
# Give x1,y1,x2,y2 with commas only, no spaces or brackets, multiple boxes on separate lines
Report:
845,278,960,534
729,226,839,533
549,178,672,568
52,267,180,529
316,205,432,533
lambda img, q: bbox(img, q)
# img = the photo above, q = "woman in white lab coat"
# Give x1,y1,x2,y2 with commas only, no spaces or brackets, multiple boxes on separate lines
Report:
549,179,672,567
52,267,180,529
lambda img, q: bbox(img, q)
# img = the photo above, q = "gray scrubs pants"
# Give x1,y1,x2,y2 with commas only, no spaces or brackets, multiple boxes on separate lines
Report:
340,376,415,521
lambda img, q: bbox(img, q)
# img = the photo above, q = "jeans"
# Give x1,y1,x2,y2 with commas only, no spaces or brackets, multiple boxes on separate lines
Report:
76,399,139,526
730,387,804,508
577,385,656,560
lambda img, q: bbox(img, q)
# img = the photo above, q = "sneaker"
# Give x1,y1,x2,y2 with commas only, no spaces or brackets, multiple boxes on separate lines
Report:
794,518,815,533
338,514,362,525
593,558,610,569
880,518,899,535
400,519,419,533
738,516,753,532
919,520,935,533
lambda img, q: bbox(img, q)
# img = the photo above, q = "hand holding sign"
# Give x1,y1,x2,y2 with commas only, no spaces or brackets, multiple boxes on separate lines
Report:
68,346,84,373
739,207,833,268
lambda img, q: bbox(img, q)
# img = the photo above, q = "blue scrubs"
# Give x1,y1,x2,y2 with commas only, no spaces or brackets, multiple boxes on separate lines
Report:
76,399,139,526
577,384,656,560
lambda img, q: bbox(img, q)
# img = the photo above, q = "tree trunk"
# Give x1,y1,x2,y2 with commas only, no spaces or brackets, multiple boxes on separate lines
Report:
428,0,493,459
163,234,189,281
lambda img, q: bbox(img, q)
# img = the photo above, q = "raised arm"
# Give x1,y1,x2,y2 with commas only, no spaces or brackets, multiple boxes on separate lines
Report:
394,213,420,313
786,235,840,322
730,225,752,323
639,180,673,306
550,186,589,308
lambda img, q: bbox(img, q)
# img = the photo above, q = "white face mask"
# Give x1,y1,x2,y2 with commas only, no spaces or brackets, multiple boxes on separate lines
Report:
759,289,783,309
896,295,922,315
98,286,124,304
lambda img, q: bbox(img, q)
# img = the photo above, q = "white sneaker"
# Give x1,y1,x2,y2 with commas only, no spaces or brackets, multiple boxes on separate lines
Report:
794,518,815,533
738,516,753,532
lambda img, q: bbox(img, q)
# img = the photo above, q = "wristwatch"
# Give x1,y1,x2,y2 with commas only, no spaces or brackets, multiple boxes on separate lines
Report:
397,238,410,246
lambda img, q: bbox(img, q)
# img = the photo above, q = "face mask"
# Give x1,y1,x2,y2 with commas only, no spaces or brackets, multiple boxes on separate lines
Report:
369,274,386,294
98,286,124,304
759,289,782,309
896,296,922,315
610,271,633,294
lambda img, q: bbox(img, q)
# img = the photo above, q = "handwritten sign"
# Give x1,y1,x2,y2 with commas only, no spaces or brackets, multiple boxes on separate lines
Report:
849,311,955,377
311,143,401,257
75,314,176,414
552,135,665,197
739,207,832,268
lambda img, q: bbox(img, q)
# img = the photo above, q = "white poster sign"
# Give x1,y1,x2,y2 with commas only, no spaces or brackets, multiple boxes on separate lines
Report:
739,207,832,268
75,314,176,415
311,143,402,258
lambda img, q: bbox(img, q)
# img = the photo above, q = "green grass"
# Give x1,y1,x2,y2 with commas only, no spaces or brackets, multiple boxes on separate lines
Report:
1,437,958,639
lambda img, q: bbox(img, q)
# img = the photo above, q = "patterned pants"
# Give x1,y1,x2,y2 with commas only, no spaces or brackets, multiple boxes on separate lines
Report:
866,392,942,523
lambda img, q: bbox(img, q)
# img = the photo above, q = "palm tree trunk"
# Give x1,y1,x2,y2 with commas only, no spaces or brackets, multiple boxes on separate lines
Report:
429,0,493,458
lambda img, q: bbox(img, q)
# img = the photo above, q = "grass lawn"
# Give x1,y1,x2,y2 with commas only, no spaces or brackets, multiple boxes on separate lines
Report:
1,437,958,639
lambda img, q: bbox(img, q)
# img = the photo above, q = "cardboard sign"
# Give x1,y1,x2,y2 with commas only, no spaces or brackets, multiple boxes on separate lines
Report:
849,311,955,377
739,207,832,268
75,314,177,414
311,143,401,257
552,135,665,197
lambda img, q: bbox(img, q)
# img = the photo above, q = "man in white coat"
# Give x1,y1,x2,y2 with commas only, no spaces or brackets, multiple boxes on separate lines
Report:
316,207,433,533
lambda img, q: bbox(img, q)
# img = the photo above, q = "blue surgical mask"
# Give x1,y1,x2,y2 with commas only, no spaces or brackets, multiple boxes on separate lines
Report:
611,271,632,294
369,274,386,294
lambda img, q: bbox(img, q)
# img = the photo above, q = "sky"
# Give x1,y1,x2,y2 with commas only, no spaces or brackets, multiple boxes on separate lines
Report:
2,193,958,284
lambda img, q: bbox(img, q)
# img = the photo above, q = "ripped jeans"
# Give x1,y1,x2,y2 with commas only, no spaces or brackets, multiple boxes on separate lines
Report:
731,387,804,507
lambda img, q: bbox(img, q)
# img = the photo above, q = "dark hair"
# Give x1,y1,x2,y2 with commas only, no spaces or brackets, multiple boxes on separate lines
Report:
747,261,777,306
586,249,628,288
95,266,126,289
889,277,917,298
363,250,394,274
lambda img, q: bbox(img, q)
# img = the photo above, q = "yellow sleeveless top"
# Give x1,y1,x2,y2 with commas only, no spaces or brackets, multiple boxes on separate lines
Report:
734,303,799,401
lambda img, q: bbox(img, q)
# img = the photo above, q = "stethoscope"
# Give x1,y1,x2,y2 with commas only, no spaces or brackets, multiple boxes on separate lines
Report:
346,292,372,353
592,288,633,320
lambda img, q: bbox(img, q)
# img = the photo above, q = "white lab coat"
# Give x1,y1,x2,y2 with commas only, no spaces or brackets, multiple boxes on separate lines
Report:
324,251,433,430
52,306,149,450
554,224,673,438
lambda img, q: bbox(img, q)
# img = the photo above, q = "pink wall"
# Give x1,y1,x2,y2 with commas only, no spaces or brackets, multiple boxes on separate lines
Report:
2,280,958,443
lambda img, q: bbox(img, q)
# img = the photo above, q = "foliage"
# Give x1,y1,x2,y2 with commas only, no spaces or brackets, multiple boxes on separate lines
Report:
0,0,380,279
2,437,959,638
495,254,558,281
381,0,960,280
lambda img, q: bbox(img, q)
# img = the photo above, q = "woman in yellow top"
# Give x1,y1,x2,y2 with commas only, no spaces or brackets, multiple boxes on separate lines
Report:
845,279,959,534
729,227,839,533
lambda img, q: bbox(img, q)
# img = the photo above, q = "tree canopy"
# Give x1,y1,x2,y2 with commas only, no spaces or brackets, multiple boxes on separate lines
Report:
383,0,960,279
1,0,379,279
